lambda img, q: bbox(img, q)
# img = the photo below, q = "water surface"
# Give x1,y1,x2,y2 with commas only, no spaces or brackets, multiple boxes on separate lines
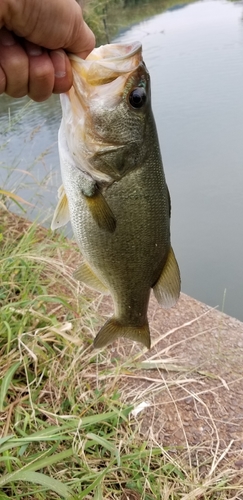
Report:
0,0,243,320
114,0,243,320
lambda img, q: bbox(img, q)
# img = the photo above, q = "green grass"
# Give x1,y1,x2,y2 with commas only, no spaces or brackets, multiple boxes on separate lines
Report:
0,210,243,499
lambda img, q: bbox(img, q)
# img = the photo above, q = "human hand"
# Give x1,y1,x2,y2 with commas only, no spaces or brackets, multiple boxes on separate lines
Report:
0,0,95,101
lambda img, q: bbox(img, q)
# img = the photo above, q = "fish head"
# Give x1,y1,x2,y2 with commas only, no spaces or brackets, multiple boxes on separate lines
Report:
60,42,153,183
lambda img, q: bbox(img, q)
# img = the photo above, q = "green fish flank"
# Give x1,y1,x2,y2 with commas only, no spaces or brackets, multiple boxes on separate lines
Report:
52,42,181,349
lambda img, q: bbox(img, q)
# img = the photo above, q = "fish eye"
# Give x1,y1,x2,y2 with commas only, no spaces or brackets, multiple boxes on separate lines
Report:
129,87,146,109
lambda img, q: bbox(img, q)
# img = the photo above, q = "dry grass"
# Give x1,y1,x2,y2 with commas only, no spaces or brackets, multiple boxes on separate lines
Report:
0,210,243,499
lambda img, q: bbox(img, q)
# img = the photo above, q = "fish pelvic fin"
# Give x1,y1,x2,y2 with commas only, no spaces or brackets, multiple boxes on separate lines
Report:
153,246,181,308
73,261,109,294
93,318,151,349
51,184,70,230
83,189,116,233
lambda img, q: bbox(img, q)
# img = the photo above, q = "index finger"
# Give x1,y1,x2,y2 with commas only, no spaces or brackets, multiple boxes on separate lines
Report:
1,0,95,58
64,20,95,59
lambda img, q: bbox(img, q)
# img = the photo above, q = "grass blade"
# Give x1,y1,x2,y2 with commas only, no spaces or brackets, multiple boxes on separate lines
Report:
87,432,120,466
19,448,74,472
0,470,73,499
0,362,20,411
76,463,113,499
0,189,33,206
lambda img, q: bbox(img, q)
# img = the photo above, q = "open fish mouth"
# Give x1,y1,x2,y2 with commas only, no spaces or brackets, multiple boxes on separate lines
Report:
69,41,143,86
59,41,149,184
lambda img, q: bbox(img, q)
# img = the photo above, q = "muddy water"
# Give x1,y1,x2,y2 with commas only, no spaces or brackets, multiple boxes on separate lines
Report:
0,0,243,320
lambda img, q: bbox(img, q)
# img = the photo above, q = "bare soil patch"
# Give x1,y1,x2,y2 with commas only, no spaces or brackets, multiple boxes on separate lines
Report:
98,291,243,469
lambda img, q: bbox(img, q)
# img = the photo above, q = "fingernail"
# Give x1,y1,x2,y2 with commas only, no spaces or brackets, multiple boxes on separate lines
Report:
50,50,66,78
25,41,42,56
0,29,15,46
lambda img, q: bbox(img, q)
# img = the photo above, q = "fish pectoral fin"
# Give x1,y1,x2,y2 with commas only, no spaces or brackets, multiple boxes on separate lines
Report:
57,184,66,199
51,185,70,230
153,246,181,308
73,261,109,294
93,318,151,349
83,189,116,233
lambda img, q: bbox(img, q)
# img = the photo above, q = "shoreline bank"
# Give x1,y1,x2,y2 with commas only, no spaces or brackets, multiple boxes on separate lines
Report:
1,207,243,453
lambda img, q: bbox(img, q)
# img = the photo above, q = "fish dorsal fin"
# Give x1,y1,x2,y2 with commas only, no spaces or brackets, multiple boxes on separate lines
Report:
73,261,109,294
83,189,116,233
93,318,151,349
153,246,181,308
51,184,70,230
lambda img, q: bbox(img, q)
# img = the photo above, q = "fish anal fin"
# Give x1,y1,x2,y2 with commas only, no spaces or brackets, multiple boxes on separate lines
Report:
84,189,116,233
51,185,70,230
93,318,151,349
73,261,109,294
153,246,181,308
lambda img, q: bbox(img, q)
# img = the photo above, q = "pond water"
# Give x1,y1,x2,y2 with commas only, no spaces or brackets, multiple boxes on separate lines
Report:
0,0,243,321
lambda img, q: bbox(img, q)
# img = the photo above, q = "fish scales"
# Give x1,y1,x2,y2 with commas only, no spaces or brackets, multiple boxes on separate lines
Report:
52,42,181,349
62,121,168,316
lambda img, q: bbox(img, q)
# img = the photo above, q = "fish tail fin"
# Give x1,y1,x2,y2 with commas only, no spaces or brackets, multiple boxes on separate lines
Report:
93,318,151,350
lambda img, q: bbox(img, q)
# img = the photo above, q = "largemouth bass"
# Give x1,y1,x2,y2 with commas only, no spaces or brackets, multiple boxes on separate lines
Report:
51,42,180,349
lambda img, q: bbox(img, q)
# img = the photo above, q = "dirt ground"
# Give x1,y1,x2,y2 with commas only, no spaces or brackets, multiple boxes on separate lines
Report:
2,210,243,468
97,292,243,468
